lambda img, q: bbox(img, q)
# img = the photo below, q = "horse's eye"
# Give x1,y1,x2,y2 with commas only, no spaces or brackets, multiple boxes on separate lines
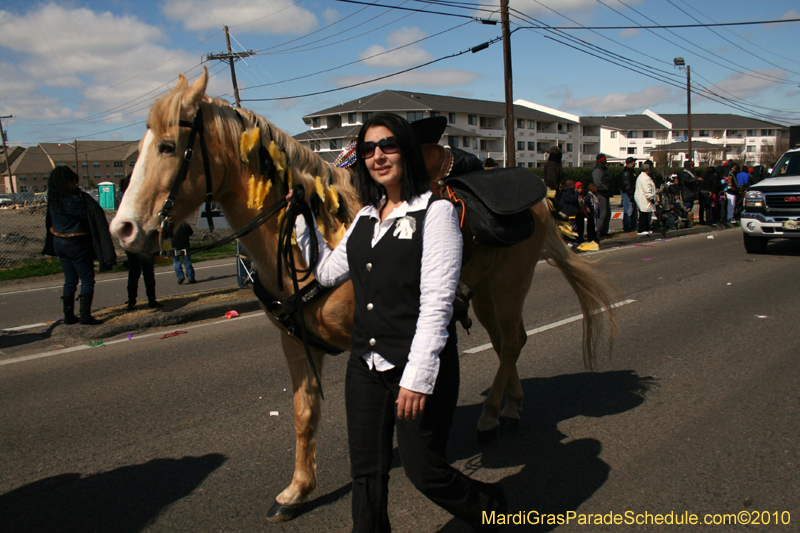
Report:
158,141,176,155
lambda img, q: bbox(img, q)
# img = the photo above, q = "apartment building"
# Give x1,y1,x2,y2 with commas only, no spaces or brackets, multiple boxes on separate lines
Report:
8,140,139,193
295,90,581,168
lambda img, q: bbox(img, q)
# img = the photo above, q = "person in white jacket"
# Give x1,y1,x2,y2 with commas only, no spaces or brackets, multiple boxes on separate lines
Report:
634,160,656,234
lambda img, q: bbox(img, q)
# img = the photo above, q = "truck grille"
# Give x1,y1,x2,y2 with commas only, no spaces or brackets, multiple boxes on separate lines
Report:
764,193,800,209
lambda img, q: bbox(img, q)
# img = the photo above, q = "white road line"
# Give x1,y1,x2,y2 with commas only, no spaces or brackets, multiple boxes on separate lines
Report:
463,299,636,354
0,262,235,297
0,311,264,367
1,322,49,333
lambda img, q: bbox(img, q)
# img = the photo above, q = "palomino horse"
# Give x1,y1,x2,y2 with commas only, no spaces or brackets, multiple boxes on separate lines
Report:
110,68,616,520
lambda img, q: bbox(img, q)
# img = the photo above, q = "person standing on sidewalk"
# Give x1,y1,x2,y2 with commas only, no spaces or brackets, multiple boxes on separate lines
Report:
592,153,613,238
619,157,638,232
697,167,715,225
635,160,656,234
42,167,115,325
543,146,567,200
172,221,196,284
118,175,163,311
679,161,698,227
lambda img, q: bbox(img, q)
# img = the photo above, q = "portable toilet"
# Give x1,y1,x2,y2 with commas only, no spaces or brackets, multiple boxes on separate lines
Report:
98,182,116,210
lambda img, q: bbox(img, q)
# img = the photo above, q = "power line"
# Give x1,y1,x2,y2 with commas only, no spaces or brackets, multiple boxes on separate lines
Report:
241,33,505,102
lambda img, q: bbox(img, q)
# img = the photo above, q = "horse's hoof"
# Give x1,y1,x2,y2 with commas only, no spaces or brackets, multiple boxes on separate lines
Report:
266,500,304,522
499,416,520,431
477,426,499,446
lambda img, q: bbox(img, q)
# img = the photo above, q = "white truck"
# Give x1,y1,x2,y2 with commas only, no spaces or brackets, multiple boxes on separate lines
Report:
741,147,800,253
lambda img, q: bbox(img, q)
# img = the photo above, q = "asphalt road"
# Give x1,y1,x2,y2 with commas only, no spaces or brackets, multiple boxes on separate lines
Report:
1,229,798,532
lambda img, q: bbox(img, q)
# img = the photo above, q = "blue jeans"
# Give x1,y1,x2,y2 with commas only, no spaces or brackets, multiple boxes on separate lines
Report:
53,236,95,295
621,192,638,232
173,254,195,281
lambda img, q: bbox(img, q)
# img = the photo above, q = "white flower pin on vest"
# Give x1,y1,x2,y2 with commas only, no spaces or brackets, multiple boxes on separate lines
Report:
393,216,416,240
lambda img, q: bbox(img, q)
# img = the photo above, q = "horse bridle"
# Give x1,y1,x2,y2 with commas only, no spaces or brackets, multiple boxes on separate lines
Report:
153,103,330,397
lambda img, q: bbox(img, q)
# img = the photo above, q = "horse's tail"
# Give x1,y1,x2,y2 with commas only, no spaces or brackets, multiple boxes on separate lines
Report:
542,213,618,370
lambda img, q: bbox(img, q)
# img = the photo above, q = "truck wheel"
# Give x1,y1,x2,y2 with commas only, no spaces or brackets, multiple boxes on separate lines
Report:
743,233,768,254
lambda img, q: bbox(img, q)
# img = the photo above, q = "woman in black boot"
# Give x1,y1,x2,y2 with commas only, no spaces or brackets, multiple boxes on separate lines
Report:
43,167,115,325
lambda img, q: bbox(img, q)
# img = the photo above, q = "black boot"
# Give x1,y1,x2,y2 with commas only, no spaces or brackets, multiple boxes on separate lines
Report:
79,293,103,325
126,299,136,311
62,293,78,324
145,285,163,309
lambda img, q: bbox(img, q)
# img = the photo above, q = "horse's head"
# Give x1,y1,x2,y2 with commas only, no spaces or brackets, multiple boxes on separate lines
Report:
111,67,230,253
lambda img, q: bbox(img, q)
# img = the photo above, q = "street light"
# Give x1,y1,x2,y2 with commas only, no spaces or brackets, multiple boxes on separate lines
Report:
674,57,692,166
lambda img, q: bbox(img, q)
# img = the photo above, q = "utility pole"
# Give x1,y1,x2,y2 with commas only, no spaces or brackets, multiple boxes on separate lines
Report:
674,58,692,165
0,115,13,194
501,0,515,168
206,26,255,108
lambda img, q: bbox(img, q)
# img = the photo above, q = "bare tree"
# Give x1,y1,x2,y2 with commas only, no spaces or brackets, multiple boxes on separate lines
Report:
759,139,790,168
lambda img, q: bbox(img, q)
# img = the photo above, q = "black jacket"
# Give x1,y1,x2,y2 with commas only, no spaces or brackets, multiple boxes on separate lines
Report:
43,192,117,272
560,188,581,217
592,163,612,197
679,170,698,202
619,166,636,196
543,153,566,192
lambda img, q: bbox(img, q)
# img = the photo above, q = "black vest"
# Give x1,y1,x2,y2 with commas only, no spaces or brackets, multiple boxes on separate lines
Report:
348,197,452,368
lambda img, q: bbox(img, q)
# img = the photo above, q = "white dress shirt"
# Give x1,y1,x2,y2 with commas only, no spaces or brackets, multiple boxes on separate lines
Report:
295,190,462,394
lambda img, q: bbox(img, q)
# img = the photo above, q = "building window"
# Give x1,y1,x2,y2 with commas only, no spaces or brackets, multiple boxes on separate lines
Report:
480,140,488,150
518,163,525,168
468,115,477,126
82,173,89,179
627,147,637,154
81,161,88,167
463,136,470,147
20,186,27,192
567,124,573,132
129,161,135,167
747,129,757,136
430,111,440,118
407,111,423,122
746,145,756,153
448,136,459,148
528,163,535,168
114,172,124,178
19,175,26,180
311,117,320,127
517,141,525,151
93,162,100,168
761,129,775,136
113,161,124,168
329,139,341,150
517,119,525,128
448,113,456,124
94,174,101,180
699,130,709,137
480,117,493,128
557,123,564,132
610,131,617,138
360,112,371,122
628,131,638,138
348,112,357,124
642,130,653,138
567,143,573,152
528,141,536,150
473,139,478,149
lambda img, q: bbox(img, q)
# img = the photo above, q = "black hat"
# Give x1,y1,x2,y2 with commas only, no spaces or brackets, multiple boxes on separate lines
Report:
411,116,448,144
625,156,636,164
596,153,607,162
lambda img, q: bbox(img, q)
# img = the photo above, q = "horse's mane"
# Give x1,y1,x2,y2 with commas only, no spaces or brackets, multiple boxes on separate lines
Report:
149,86,361,247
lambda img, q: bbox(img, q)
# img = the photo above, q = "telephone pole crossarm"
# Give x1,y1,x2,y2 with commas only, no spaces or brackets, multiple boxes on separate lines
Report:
204,50,256,62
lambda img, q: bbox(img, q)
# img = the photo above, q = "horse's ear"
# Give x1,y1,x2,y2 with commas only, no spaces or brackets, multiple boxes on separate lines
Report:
175,73,188,90
183,67,208,108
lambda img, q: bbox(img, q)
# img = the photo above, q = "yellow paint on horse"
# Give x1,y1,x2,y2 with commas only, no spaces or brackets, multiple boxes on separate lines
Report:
239,128,260,164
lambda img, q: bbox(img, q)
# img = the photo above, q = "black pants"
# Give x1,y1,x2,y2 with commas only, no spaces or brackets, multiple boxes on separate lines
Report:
345,345,500,532
596,195,611,237
126,253,156,303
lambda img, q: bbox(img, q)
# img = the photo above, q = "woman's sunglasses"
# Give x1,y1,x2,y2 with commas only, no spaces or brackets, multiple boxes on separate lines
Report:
361,137,400,159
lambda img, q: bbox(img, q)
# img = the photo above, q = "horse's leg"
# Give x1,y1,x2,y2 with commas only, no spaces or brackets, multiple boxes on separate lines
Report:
471,278,529,443
267,328,325,521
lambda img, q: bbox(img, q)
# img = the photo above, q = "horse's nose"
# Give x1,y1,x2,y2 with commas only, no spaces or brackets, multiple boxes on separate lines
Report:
110,217,137,245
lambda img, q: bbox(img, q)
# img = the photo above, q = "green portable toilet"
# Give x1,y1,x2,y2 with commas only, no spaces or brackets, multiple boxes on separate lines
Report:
98,182,116,210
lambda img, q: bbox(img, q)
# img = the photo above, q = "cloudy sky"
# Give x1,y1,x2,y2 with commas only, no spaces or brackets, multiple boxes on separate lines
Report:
1,0,798,146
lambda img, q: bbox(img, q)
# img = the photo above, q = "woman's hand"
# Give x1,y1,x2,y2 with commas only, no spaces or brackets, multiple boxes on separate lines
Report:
396,387,428,420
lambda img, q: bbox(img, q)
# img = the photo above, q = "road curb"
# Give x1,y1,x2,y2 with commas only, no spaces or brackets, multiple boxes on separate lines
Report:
594,222,736,250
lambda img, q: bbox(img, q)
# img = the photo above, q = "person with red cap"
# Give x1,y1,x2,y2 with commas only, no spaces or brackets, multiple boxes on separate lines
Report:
592,153,613,238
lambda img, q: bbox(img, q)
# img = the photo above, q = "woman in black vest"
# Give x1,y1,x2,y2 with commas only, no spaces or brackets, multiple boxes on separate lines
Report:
294,113,505,531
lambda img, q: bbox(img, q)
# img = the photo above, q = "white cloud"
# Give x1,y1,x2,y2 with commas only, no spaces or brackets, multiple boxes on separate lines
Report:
332,69,481,90
358,27,433,69
162,0,317,35
322,8,340,25
704,69,786,100
0,4,197,124
781,9,800,20
562,86,675,114
619,28,641,38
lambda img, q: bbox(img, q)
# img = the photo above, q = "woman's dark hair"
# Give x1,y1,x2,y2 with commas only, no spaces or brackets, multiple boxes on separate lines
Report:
354,113,430,207
47,166,80,212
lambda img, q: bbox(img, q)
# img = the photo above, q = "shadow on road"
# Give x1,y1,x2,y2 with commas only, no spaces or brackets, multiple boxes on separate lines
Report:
438,370,656,532
0,320,60,349
0,454,226,533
